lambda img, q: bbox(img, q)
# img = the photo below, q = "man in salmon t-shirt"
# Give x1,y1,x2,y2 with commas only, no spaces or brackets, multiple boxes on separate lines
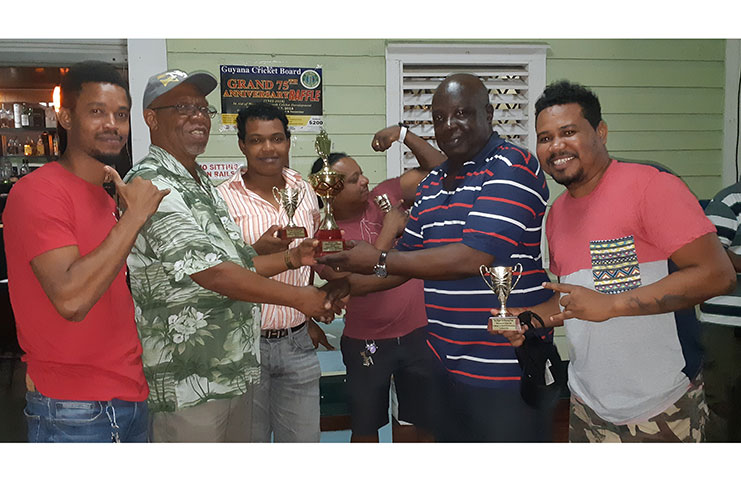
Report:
2,61,168,442
504,80,736,442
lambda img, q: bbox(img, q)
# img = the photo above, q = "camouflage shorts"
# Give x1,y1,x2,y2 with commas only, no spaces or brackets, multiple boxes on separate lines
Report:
569,375,708,443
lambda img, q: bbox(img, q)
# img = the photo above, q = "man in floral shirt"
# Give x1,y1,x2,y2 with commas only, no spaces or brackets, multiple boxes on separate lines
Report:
125,69,344,442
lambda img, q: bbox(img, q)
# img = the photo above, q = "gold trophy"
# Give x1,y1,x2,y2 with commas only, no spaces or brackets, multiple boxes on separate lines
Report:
309,129,346,255
374,194,392,213
480,263,523,332
272,185,308,239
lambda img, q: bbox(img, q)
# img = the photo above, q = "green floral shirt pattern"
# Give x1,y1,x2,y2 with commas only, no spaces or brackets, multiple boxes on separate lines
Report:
125,145,260,413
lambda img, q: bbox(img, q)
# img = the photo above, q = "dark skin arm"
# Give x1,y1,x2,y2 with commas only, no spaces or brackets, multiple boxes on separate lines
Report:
372,205,408,252
318,240,494,281
347,273,409,296
371,125,445,203
250,224,290,255
190,262,345,322
726,249,741,272
30,167,169,322
251,238,318,278
308,319,335,350
544,233,736,323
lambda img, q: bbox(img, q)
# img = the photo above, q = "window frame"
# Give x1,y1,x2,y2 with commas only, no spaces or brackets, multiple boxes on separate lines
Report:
385,43,548,178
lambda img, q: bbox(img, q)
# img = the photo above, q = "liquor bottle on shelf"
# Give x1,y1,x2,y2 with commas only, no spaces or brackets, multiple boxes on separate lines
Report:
7,136,18,155
31,107,44,128
0,159,13,183
23,136,34,156
20,104,30,127
52,132,59,157
18,159,30,176
44,105,57,128
36,134,45,156
0,104,11,128
13,103,22,129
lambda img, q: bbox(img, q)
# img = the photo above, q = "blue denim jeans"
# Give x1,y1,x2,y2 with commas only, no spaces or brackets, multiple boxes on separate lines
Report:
24,391,148,443
252,322,321,442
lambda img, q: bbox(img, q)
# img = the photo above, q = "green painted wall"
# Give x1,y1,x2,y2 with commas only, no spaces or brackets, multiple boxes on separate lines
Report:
167,39,388,184
167,39,726,198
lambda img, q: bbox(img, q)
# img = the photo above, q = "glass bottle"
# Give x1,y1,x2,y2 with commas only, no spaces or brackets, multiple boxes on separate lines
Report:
19,159,30,176
52,133,59,157
44,105,57,128
20,104,30,127
0,104,9,128
1,159,13,183
13,103,22,128
36,134,45,156
23,136,34,156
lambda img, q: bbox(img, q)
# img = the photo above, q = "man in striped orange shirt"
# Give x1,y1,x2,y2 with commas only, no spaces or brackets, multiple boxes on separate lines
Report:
217,102,331,442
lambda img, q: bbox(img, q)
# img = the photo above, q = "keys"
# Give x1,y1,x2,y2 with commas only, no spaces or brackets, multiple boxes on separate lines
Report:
361,340,378,367
360,350,374,367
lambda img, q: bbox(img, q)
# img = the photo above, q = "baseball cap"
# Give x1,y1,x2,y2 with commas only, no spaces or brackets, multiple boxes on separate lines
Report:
143,69,218,109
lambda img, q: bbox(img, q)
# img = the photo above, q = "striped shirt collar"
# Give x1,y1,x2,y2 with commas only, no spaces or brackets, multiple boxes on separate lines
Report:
224,165,305,196
436,132,505,175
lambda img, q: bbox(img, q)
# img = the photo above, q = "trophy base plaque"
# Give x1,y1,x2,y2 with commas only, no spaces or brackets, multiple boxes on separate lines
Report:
314,228,346,256
278,226,308,240
488,316,520,333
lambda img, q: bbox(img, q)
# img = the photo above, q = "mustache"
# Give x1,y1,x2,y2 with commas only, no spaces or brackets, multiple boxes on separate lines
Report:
547,151,577,164
95,131,124,142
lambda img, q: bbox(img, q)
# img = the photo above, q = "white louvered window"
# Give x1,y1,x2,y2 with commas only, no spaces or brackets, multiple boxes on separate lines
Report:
385,44,548,177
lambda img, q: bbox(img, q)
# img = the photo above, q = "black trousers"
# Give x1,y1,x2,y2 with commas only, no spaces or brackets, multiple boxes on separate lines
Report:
428,352,554,442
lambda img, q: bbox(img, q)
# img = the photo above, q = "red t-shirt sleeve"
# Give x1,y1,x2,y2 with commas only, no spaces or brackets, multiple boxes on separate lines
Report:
639,170,716,257
5,179,77,262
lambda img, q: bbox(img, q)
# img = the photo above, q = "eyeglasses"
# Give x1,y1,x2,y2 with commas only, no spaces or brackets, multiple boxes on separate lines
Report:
150,104,218,119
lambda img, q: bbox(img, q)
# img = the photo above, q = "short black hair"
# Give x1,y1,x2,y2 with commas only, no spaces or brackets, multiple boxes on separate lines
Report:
310,152,348,175
60,60,131,110
535,80,602,130
237,102,291,141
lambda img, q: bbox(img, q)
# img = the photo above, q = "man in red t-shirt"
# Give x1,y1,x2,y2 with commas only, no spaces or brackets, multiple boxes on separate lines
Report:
3,61,168,442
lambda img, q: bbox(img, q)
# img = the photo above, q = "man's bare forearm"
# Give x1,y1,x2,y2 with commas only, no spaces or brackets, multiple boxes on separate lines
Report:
31,209,148,322
347,273,409,296
387,243,493,280
727,249,741,273
192,261,306,307
404,131,446,170
614,235,736,317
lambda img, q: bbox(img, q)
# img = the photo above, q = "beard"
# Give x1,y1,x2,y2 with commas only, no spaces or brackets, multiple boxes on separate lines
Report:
91,148,126,170
550,167,585,188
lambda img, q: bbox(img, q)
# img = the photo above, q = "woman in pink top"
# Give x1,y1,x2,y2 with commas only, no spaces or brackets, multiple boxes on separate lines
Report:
311,124,445,442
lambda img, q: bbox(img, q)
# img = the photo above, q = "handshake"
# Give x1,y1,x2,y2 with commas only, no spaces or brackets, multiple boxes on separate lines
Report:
254,225,350,324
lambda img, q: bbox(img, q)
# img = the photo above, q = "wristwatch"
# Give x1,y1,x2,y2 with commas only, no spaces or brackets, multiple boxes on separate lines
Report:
374,251,388,278
397,122,409,144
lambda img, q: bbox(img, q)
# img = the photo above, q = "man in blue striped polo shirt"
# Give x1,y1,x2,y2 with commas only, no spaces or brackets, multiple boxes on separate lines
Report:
699,180,741,441
320,73,554,441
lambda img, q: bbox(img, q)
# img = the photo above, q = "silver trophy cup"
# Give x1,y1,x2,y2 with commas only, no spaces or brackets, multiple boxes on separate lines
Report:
480,263,523,332
272,185,308,239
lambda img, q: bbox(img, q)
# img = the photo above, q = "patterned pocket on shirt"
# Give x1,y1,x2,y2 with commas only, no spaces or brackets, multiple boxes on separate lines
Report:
589,235,641,294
